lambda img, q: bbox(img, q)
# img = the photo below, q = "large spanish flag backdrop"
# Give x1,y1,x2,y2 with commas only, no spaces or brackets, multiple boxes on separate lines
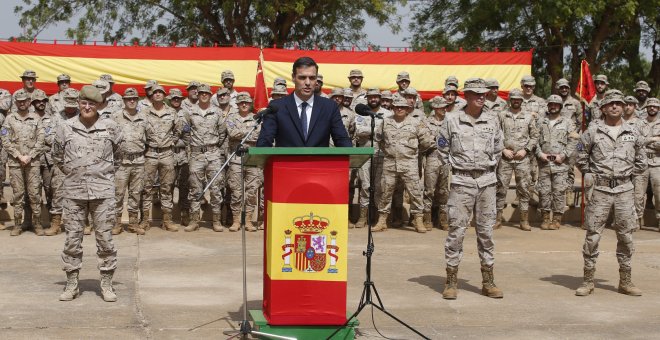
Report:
0,41,531,100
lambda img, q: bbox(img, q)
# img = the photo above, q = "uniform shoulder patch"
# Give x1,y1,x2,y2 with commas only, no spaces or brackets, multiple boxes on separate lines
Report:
437,136,449,148
576,142,584,151
183,123,191,132
356,116,364,123
45,126,51,134
227,120,235,128
0,128,7,136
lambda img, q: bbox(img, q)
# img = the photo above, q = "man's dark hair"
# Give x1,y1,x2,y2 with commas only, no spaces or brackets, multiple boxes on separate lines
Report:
292,57,319,75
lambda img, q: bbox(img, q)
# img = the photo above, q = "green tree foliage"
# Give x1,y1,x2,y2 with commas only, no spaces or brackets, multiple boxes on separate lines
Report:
15,0,404,48
409,0,660,96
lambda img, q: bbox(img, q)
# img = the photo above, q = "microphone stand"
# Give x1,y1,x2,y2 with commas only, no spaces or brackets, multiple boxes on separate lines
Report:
326,112,429,339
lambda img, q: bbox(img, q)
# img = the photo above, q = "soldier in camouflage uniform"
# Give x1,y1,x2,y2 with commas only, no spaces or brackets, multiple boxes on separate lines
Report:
438,78,504,300
620,95,646,230
54,85,122,303
444,76,467,109
494,88,539,231
330,87,356,141
380,90,393,110
484,78,507,114
442,85,462,114
93,80,116,119
536,95,579,230
210,70,238,108
315,74,329,98
2,89,44,236
100,74,124,111
638,98,660,230
395,72,423,110
520,75,547,208
141,85,182,232
168,88,191,226
215,87,238,118
348,69,367,109
137,80,158,112
342,89,353,109
372,97,434,233
270,84,288,101
183,83,227,232
13,70,40,110
556,78,583,208
182,80,200,112
575,90,646,297
49,74,71,114
33,89,55,218
111,88,147,235
0,89,8,224
634,81,651,118
588,75,609,121
423,96,451,230
226,92,261,232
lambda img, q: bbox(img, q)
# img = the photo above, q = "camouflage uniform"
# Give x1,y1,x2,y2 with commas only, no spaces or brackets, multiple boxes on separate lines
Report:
1,90,45,235
395,71,424,110
169,90,191,225
37,103,56,213
638,98,660,227
634,81,651,118
423,97,451,230
484,78,508,114
354,107,392,211
48,74,71,115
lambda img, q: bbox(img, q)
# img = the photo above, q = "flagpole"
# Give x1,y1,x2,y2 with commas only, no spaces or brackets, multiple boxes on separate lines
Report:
579,60,586,228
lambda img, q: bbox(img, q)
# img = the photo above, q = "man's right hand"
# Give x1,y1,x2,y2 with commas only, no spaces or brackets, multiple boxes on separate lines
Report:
502,149,515,160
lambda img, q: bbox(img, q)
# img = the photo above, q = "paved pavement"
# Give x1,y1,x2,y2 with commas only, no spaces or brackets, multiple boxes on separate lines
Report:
1,215,660,340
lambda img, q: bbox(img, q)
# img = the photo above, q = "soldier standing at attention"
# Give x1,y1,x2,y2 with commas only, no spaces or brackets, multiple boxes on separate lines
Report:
536,95,579,230
639,98,660,230
380,90,393,110
182,81,200,112
437,78,504,300
49,74,71,114
484,79,507,114
54,85,122,302
33,89,55,219
111,88,147,235
634,81,651,118
168,88,192,227
100,74,124,111
520,75,547,208
2,89,44,236
588,75,609,121
314,74,329,98
622,95,647,231
395,72,423,110
423,96,451,230
575,90,646,297
347,69,366,109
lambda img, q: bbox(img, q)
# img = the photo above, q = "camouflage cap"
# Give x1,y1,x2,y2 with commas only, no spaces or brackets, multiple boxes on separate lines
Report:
273,77,287,86
236,92,252,103
221,70,235,81
13,89,30,102
444,85,458,93
392,97,410,108
396,71,411,82
343,88,354,98
64,88,80,108
349,69,363,78
546,94,563,105
271,84,288,96
430,96,448,109
593,74,609,85
57,74,71,82
79,85,103,103
216,87,229,96
624,95,639,104
20,70,38,79
380,90,393,99
167,88,184,99
317,74,324,82
123,87,139,99
403,87,418,96
197,83,212,94
463,78,489,94
634,80,651,92
31,89,48,101
144,79,159,89
600,89,626,107
555,78,570,89
485,78,500,88
92,79,110,94
329,87,344,98
508,88,524,100
647,98,660,108
521,75,536,86
186,80,200,90
151,84,166,94
100,74,115,84
445,76,459,87
366,88,381,96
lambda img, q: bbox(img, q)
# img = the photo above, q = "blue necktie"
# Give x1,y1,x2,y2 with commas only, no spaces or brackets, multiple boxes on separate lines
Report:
301,102,308,141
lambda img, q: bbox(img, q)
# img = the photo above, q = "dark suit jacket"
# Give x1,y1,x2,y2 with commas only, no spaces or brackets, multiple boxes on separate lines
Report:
256,94,352,147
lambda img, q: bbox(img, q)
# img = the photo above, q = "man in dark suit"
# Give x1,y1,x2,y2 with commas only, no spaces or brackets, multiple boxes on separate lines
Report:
256,57,352,147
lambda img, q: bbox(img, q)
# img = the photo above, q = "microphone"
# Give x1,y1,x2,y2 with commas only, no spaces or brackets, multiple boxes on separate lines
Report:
355,103,383,118
255,105,278,122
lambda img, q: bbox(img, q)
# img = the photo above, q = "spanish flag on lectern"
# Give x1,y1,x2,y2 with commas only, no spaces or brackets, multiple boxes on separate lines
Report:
263,155,349,326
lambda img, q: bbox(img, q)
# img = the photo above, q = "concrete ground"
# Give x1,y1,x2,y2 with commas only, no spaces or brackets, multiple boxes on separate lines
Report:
1,214,659,340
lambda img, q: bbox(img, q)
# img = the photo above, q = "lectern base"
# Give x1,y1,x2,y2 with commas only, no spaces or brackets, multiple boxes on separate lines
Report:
249,310,359,340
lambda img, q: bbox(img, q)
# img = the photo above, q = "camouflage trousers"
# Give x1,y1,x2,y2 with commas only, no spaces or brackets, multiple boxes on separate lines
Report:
61,197,117,273
49,166,65,215
115,164,144,215
189,152,224,214
228,162,262,216
0,149,6,203
537,167,569,214
143,155,175,211
632,169,649,220
358,155,384,208
496,158,531,211
40,163,53,210
9,165,42,220
378,163,424,215
423,157,450,213
445,183,496,268
582,188,635,270
175,162,190,213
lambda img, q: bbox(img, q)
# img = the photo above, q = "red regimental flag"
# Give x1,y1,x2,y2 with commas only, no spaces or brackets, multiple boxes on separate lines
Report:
576,60,596,103
253,51,269,111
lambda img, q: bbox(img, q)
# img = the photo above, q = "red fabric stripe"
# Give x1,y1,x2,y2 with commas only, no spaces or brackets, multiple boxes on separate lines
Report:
0,41,260,60
263,48,532,65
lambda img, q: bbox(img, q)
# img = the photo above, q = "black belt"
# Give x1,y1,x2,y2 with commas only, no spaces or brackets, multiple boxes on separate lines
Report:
148,146,172,153
124,152,144,161
595,176,631,189
191,145,219,153
454,169,493,179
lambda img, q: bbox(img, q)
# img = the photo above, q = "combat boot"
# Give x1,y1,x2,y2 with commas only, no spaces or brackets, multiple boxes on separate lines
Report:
493,210,503,229
442,266,458,300
245,211,257,232
33,213,45,236
575,267,595,296
180,210,190,227
59,270,80,301
423,211,433,231
519,210,531,231
412,214,427,233
0,222,6,231
352,207,368,229
112,214,123,235
127,212,145,235
100,270,117,302
184,211,200,232
540,211,551,230
45,214,62,236
228,215,241,232
83,225,93,235
480,265,503,298
439,206,449,231
10,214,23,236
213,213,226,232
140,209,150,231
618,268,642,296
162,209,178,232
635,217,642,232
550,213,563,230
371,213,388,232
